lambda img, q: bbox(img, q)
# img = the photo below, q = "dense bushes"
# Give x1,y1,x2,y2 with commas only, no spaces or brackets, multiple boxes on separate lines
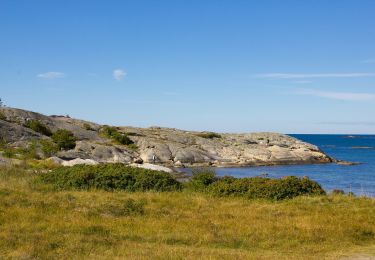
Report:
38,163,182,192
24,120,52,136
185,169,325,200
36,164,325,200
197,132,222,139
101,126,134,145
21,119,77,152
187,168,218,191
51,129,77,150
208,175,326,200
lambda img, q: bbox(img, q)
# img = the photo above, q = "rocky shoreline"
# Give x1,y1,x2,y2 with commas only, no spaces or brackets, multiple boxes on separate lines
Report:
0,107,335,170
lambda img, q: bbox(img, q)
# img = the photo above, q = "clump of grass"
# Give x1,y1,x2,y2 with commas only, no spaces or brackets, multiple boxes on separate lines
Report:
24,120,52,136
100,126,134,146
37,163,182,192
98,198,146,217
197,132,222,139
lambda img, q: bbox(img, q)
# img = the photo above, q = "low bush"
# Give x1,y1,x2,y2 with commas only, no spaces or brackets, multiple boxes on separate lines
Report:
82,123,94,131
197,132,222,139
100,126,134,145
332,189,345,195
37,163,182,192
51,129,77,150
186,168,218,191
24,120,52,136
40,140,59,157
208,176,326,200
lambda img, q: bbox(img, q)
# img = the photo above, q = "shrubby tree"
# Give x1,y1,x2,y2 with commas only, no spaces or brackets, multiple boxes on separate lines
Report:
52,129,77,150
24,120,52,136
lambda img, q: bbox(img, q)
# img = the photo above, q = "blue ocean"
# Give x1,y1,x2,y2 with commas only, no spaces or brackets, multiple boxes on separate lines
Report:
184,135,375,197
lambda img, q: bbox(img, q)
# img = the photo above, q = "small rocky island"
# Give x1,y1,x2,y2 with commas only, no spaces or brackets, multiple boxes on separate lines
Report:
0,107,334,169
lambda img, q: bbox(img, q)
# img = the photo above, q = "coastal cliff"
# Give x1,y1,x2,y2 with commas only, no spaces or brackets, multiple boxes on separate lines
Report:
0,107,333,168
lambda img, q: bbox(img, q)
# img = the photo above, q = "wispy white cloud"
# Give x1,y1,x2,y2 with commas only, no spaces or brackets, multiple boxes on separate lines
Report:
256,73,375,79
295,88,375,101
37,71,65,79
113,69,127,81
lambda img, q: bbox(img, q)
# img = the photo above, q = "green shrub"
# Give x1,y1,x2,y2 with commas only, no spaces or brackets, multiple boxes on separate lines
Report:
83,123,94,131
208,176,325,200
197,132,222,139
20,141,40,159
51,129,77,150
187,168,218,191
40,140,59,157
100,126,134,145
37,163,182,192
127,143,138,151
24,120,52,136
332,189,345,195
2,148,15,158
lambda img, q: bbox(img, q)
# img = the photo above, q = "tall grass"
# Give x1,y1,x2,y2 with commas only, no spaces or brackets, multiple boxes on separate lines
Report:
0,165,374,259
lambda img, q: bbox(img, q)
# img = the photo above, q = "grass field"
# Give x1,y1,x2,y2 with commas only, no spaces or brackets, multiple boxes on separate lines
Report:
0,164,375,259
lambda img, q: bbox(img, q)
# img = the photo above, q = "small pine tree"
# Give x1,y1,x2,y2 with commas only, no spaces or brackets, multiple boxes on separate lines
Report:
0,98,3,107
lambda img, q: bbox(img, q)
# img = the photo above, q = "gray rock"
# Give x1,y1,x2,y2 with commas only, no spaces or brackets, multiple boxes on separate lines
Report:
0,107,334,167
62,158,99,167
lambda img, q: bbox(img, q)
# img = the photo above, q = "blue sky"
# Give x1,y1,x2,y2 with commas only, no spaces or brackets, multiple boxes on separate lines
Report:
1,0,375,134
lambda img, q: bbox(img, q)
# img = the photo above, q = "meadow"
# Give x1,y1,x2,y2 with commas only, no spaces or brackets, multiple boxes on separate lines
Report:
0,164,374,259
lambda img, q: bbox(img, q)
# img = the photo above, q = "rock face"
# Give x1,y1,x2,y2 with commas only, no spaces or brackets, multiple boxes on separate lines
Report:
0,107,334,168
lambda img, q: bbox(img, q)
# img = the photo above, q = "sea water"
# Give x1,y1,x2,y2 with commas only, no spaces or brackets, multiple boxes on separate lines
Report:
183,135,375,197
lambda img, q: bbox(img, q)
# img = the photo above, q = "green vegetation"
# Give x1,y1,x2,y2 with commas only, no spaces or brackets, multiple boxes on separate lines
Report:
0,164,374,259
126,143,138,151
38,164,182,192
24,120,52,136
187,167,218,191
0,111,6,121
0,141,39,160
100,126,134,146
82,123,94,131
197,132,222,139
51,129,77,150
38,165,322,200
40,140,59,157
208,175,325,200
186,168,325,200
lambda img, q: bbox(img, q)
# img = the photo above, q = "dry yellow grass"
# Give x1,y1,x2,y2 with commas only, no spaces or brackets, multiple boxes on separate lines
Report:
0,165,374,259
